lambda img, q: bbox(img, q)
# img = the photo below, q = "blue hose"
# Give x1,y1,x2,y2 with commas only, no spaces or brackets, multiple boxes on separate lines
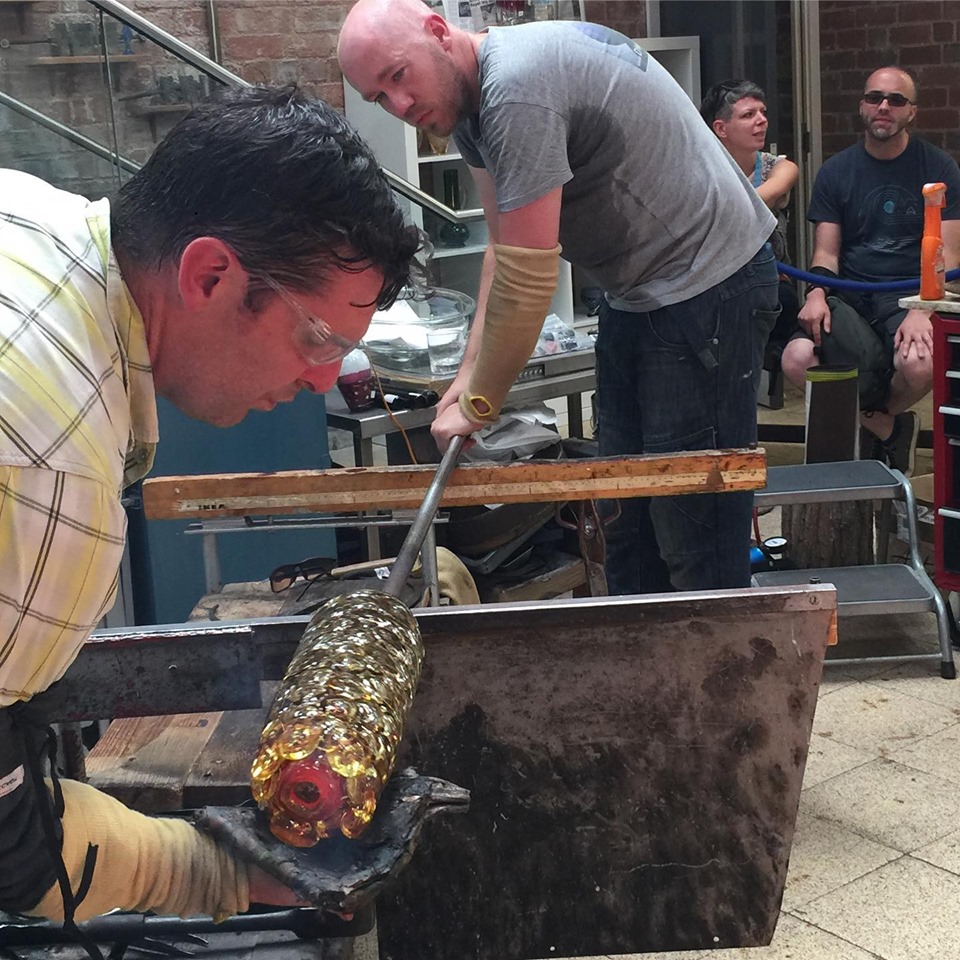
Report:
777,261,960,293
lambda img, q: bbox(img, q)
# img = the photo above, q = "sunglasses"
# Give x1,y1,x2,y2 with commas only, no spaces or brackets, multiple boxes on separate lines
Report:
707,81,740,119
862,90,915,108
269,555,336,593
259,274,360,367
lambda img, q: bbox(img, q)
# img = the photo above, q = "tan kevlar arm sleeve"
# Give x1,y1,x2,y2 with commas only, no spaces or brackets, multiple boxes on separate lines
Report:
29,779,250,922
458,243,561,424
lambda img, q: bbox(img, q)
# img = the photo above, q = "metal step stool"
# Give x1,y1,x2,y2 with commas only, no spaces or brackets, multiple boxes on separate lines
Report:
753,460,955,679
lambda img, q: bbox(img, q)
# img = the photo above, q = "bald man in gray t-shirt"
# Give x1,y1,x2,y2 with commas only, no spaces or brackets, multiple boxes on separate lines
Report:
454,23,774,312
340,6,780,594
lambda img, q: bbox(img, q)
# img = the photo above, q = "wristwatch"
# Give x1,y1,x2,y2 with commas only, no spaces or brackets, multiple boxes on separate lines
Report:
805,266,837,299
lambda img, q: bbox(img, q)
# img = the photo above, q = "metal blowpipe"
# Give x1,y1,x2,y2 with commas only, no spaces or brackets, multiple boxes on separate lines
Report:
251,435,466,846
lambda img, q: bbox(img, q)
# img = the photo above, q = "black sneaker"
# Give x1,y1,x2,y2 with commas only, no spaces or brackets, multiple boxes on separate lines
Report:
881,411,920,476
858,426,883,462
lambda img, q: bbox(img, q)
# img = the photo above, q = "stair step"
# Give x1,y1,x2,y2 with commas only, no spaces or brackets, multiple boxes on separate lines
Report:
757,460,904,506
752,564,937,615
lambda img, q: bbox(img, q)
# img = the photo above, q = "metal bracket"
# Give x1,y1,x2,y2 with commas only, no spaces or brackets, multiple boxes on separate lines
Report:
555,500,618,596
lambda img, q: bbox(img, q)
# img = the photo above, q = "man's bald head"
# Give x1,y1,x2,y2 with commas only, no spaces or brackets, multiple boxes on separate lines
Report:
338,0,477,137
865,66,917,103
338,0,433,79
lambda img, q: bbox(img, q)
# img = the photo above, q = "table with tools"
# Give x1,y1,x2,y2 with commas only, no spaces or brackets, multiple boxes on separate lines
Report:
325,348,597,469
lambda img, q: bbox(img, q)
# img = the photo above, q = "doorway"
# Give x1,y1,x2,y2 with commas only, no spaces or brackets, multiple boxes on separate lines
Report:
655,0,821,266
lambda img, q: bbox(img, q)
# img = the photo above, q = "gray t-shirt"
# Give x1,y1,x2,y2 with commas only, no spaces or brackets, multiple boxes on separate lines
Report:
453,22,776,311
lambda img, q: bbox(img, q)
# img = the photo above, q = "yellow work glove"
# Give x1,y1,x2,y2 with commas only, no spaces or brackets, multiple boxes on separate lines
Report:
412,546,480,606
436,546,480,605
30,779,249,922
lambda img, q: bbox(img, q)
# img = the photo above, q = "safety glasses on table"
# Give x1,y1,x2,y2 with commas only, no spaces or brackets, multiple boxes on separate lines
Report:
269,556,337,593
862,90,915,107
259,274,360,367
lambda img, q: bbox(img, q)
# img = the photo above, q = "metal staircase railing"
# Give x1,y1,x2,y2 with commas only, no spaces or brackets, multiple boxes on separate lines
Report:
0,0,466,224
0,88,139,175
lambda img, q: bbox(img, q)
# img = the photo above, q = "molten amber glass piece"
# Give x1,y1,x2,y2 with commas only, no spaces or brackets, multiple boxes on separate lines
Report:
251,591,423,846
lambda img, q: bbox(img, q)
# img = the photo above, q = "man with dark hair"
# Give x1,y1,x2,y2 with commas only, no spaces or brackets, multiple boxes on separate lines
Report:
781,66,960,474
339,0,779,598
0,85,420,927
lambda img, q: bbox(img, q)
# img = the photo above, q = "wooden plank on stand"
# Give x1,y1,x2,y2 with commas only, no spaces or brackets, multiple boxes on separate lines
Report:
85,712,222,813
143,449,767,520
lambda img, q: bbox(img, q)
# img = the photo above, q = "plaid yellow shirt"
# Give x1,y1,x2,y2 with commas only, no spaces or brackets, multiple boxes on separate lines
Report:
0,170,159,707
0,173,255,922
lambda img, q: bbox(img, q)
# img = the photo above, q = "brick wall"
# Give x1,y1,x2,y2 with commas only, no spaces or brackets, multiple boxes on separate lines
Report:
580,1,646,39
0,0,642,195
14,1,960,184
123,0,352,108
0,1,143,194
0,0,354,194
819,0,960,160
122,1,646,113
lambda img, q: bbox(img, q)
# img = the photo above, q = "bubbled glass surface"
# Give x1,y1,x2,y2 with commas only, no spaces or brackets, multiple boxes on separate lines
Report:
251,590,423,846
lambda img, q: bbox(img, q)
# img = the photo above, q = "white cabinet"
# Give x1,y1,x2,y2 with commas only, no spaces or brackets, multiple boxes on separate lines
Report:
636,35,701,104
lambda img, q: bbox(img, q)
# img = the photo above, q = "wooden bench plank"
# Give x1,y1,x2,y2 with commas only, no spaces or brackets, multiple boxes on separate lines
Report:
183,702,271,810
86,586,285,813
142,449,767,520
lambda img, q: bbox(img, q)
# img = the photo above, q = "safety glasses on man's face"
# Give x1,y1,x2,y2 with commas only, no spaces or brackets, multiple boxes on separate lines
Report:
862,90,914,108
259,274,359,367
269,555,337,593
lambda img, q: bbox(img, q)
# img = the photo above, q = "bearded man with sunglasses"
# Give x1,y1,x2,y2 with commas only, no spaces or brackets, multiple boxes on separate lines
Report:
781,66,960,475
0,85,420,934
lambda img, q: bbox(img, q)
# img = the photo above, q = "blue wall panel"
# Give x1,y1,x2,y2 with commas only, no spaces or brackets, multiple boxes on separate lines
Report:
131,393,337,624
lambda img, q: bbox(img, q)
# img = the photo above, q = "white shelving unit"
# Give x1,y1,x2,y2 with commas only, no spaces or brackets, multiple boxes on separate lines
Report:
637,35,701,105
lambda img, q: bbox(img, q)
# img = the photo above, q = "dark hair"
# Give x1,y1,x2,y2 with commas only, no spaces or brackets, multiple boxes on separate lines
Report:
700,79,766,125
111,85,423,309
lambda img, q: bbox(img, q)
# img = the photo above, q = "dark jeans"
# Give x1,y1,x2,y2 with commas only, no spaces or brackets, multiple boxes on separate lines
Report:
597,245,780,595
769,279,801,355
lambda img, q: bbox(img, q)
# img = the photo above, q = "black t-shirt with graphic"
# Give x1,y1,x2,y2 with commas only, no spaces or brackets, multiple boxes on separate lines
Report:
807,136,960,283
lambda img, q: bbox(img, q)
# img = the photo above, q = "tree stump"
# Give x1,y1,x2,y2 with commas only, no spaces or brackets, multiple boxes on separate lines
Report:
781,501,875,569
781,366,875,569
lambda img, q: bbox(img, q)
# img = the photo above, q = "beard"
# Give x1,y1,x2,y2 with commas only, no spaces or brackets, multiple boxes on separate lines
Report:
428,47,475,136
861,110,910,142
